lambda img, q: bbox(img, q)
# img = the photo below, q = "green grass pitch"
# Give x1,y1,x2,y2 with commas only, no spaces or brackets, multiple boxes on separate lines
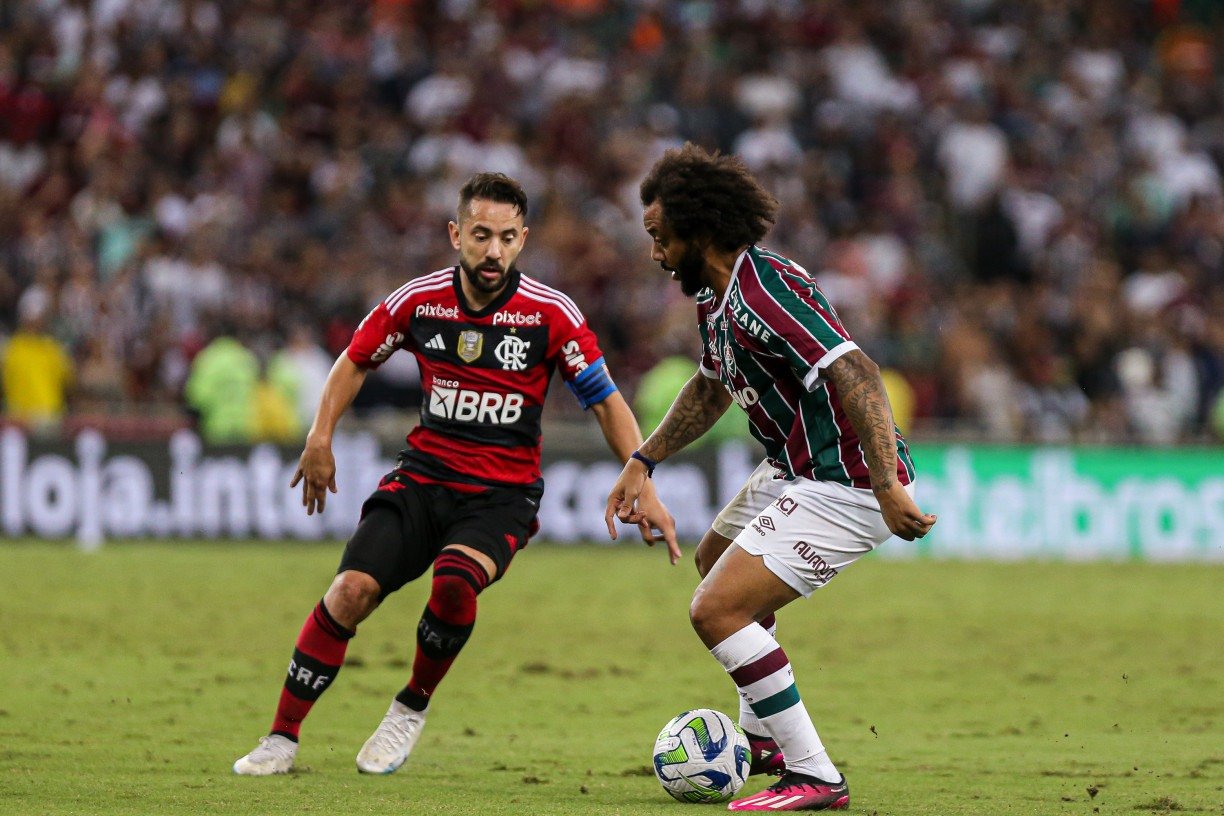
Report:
1,540,1220,815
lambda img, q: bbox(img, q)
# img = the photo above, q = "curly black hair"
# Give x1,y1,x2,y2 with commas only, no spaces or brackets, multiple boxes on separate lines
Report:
458,172,528,221
639,142,778,251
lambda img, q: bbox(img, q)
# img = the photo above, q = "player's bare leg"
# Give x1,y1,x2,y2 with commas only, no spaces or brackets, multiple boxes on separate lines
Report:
696,529,785,775
689,542,796,653
694,527,731,577
692,546,848,811
356,544,496,774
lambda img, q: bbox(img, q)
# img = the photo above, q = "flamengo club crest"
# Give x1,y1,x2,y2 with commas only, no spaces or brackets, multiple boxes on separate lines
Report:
495,334,531,371
457,330,483,362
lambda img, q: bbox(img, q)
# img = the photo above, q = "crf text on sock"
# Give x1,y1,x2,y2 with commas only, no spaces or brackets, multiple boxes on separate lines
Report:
287,659,332,692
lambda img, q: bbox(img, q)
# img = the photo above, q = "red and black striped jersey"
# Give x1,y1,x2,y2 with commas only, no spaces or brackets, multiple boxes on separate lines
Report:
347,267,615,489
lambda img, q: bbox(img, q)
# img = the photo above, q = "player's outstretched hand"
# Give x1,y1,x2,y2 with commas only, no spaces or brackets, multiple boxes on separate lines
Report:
605,458,680,564
605,459,648,538
874,480,936,541
634,480,680,564
290,441,338,515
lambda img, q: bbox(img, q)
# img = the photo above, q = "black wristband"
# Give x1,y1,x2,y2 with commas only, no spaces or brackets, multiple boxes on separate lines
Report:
630,450,657,477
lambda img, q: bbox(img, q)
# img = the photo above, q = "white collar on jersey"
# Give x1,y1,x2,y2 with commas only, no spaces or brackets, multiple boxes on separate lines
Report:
710,248,750,313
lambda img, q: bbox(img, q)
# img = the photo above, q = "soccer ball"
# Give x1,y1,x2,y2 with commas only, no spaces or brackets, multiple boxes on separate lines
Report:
652,708,750,803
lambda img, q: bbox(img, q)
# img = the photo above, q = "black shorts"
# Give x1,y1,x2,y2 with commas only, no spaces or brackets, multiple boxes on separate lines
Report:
336,469,541,598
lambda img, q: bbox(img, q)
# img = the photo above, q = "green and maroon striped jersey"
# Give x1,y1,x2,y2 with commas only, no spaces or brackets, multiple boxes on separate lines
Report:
696,246,915,488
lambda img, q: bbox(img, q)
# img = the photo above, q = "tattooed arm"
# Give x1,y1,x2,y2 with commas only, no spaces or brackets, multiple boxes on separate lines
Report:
604,371,731,540
826,349,936,541
638,372,733,463
826,350,899,490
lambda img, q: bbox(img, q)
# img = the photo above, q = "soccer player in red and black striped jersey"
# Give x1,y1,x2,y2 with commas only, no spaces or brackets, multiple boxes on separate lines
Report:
234,173,678,777
605,144,937,811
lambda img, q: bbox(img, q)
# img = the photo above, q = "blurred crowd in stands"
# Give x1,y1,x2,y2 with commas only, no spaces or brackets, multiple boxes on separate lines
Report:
2,0,1223,445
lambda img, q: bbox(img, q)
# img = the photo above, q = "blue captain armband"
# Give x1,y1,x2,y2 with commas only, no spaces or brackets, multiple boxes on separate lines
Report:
566,357,618,409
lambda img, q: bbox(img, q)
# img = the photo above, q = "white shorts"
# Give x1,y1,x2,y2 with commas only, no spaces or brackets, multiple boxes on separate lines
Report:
710,459,792,540
733,477,917,598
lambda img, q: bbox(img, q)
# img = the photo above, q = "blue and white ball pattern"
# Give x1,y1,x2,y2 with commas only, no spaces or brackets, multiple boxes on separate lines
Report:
652,709,751,803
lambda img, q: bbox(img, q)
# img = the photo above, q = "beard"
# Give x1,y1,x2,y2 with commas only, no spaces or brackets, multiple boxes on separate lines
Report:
668,244,706,297
460,258,514,294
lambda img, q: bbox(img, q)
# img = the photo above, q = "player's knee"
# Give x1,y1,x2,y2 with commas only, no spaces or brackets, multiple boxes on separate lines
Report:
428,549,488,622
429,571,479,618
690,580,756,646
688,588,720,641
326,570,382,626
420,566,482,658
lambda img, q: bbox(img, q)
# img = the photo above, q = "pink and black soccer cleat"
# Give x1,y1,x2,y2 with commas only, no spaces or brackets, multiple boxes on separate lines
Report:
727,772,849,811
746,733,785,776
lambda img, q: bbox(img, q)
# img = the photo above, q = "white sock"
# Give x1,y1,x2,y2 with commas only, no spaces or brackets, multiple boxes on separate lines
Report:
711,625,839,782
789,750,840,783
738,618,777,737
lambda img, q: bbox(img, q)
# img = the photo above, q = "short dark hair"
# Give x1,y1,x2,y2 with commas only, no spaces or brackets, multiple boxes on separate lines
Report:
458,172,528,221
639,142,778,251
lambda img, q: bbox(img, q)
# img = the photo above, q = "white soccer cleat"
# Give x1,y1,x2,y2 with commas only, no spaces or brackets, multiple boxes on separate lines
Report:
355,700,428,774
233,734,298,776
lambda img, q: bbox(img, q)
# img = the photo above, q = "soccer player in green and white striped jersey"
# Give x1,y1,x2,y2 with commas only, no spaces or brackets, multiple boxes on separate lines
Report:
606,143,936,812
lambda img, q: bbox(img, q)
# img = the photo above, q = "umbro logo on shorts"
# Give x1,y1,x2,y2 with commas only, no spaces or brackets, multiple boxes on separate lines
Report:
750,515,777,536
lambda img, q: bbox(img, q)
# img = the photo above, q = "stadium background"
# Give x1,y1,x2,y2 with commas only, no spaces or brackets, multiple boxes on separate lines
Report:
1,0,1222,555
2,0,1224,441
2,3,1222,815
